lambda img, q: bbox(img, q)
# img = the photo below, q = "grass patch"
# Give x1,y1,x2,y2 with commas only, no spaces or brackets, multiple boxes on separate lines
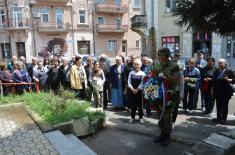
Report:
0,91,105,125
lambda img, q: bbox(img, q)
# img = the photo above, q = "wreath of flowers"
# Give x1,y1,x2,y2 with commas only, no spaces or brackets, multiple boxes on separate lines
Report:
143,69,173,107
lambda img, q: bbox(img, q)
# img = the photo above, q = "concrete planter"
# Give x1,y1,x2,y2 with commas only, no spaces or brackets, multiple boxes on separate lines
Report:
0,102,105,137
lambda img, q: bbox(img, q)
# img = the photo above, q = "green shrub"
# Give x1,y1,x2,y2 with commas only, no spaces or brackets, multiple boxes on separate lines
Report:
0,92,105,125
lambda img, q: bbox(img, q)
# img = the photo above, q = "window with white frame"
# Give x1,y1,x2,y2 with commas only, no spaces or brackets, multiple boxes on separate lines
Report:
0,10,5,25
136,40,140,48
55,8,64,29
166,0,176,13
133,0,140,9
98,16,104,24
108,40,117,52
79,10,86,24
41,7,50,22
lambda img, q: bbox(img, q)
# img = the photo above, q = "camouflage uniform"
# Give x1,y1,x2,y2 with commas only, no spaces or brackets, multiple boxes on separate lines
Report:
153,47,180,145
155,61,180,133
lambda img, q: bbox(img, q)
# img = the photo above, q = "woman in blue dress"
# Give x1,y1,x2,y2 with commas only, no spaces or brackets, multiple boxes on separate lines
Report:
110,56,126,109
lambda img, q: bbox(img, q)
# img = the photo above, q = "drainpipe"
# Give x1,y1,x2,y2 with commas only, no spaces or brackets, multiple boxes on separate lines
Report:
5,0,12,59
92,10,96,55
70,3,75,56
29,2,36,57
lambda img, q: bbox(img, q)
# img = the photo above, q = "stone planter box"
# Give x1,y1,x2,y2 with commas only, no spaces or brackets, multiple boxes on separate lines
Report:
53,117,105,137
0,102,105,137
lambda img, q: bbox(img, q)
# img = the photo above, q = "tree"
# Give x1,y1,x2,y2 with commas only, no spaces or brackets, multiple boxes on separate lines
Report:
173,0,235,35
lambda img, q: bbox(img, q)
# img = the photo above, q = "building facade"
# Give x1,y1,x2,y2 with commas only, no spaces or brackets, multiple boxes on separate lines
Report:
132,0,227,65
92,0,142,57
0,0,142,62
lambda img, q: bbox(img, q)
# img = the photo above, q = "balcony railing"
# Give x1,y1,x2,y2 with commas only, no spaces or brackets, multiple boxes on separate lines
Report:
95,3,128,14
2,18,30,29
35,0,69,3
131,15,147,28
37,22,71,32
96,24,128,33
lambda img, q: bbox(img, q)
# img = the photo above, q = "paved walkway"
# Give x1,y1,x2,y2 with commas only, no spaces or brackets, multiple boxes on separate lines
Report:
0,105,58,155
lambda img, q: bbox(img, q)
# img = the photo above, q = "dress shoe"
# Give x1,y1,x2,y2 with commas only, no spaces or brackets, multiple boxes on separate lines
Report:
153,132,164,143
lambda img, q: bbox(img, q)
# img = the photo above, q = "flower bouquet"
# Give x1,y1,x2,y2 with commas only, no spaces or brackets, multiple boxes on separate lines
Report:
143,68,174,109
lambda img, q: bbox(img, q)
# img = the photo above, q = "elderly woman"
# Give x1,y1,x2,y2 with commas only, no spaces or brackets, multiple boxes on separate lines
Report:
213,59,235,124
58,57,71,89
34,61,48,91
89,61,105,108
13,61,32,95
70,56,87,99
47,58,60,93
202,57,217,116
128,59,145,123
183,58,201,113
110,56,126,110
0,63,13,96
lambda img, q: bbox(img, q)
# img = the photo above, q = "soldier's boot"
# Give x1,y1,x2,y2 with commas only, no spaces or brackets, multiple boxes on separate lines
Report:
161,133,171,146
153,132,164,143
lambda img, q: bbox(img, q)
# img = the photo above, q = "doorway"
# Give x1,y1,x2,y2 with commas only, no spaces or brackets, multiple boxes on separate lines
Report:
16,42,26,58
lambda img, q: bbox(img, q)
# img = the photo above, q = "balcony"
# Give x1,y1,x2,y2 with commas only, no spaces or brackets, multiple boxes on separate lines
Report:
131,15,147,28
96,24,128,33
37,22,71,33
4,18,30,30
95,3,128,14
35,0,69,3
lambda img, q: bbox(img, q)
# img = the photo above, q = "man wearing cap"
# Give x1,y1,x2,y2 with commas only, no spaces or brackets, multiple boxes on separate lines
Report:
153,47,180,146
196,50,207,111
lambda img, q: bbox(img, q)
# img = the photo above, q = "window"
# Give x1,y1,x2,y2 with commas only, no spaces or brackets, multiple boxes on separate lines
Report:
12,7,23,27
162,36,180,55
0,10,5,26
79,10,86,24
97,0,105,4
122,40,127,52
77,41,90,54
41,7,50,22
55,8,64,29
108,40,117,52
16,42,26,58
136,40,140,48
1,43,10,59
98,17,104,24
165,0,176,13
133,0,141,9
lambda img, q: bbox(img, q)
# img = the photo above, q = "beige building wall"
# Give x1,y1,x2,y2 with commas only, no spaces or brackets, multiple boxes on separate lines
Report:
93,0,142,57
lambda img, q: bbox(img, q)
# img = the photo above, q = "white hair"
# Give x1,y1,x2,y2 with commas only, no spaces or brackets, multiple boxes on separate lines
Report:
148,58,153,64
115,56,122,61
61,56,69,61
134,59,142,66
218,59,228,66
16,61,23,66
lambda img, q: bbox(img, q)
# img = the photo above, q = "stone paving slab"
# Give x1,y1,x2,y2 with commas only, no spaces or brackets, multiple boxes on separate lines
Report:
0,105,58,155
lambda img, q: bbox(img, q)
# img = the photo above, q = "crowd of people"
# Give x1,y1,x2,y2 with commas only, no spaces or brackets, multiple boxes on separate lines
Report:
0,47,235,146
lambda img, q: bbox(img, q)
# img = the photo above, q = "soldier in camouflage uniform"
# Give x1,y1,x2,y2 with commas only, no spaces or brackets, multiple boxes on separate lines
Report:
153,47,180,146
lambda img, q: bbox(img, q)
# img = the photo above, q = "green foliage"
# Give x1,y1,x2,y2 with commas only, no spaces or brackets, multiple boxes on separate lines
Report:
0,94,24,104
0,92,105,125
173,0,235,35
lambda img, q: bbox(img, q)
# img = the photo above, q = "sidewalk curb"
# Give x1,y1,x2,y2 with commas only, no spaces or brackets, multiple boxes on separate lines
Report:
105,115,198,146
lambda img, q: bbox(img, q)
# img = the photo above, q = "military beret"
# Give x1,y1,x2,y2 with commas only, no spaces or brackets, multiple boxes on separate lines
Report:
158,47,171,56
196,50,204,54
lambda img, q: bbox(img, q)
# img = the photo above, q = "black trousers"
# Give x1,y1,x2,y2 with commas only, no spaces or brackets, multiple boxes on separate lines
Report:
129,91,143,119
183,86,198,110
204,89,215,114
2,86,12,96
216,97,230,121
103,83,110,109
172,91,180,123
